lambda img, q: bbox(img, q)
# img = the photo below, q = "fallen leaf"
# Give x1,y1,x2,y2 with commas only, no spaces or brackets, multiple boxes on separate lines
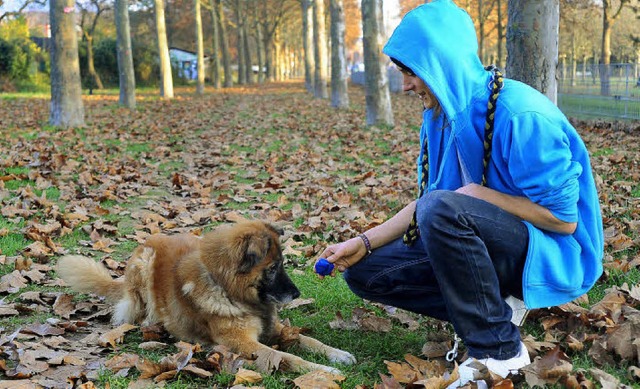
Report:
293,369,346,389
233,367,263,385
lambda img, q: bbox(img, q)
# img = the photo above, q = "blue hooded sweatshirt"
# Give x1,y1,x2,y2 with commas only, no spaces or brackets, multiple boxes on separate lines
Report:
383,0,604,309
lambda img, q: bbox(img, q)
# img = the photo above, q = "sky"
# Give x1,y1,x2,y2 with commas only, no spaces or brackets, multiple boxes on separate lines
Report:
0,0,48,13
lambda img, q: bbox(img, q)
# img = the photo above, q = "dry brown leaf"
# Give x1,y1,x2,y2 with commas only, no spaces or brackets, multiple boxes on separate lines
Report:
292,369,345,389
233,367,263,385
253,347,283,373
589,367,620,389
522,345,572,387
105,353,140,372
181,364,213,378
384,360,420,384
53,293,76,319
98,323,137,348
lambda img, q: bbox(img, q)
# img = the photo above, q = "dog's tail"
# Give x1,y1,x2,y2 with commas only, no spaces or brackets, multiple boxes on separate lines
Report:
56,255,124,302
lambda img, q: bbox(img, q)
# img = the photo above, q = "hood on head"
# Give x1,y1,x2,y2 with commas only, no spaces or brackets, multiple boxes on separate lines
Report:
383,0,489,121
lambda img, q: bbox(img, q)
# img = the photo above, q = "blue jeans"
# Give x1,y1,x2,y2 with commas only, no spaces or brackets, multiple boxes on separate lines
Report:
343,190,528,360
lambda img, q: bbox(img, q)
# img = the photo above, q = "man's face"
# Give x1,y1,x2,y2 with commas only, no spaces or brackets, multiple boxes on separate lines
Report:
400,69,437,110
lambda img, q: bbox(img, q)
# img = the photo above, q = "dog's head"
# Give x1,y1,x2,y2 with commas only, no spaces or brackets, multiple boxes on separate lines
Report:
201,220,300,305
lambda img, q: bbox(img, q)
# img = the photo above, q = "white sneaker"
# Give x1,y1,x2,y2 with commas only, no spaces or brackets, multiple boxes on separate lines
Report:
505,295,529,326
446,341,530,388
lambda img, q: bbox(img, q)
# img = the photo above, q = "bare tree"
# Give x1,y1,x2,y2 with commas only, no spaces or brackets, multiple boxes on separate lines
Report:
600,0,632,96
234,0,247,84
195,0,205,94
115,0,135,108
361,0,393,126
0,0,46,23
475,0,497,63
155,0,174,98
330,0,348,107
250,5,265,82
506,0,559,104
78,0,110,91
49,0,85,127
206,0,221,88
259,0,292,81
215,0,233,87
301,0,314,91
312,0,328,98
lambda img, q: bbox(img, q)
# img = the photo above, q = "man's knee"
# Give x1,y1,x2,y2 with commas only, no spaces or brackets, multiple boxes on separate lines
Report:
416,190,459,231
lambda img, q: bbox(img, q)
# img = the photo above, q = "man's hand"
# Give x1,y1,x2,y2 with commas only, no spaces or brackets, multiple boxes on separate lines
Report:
317,237,368,275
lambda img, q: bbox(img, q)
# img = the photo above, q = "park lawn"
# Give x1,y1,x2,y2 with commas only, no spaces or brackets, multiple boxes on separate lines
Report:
0,81,639,388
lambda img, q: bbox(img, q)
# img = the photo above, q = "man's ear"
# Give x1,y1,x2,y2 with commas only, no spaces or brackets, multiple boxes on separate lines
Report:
238,234,270,273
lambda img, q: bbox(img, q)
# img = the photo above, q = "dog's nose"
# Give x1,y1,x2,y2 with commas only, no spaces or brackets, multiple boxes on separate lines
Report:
292,288,301,300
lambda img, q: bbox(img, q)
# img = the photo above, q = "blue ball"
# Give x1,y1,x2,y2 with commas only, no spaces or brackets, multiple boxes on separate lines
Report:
314,258,335,276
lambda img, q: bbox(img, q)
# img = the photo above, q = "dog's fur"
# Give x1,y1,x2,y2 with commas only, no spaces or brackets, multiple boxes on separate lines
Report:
56,220,355,373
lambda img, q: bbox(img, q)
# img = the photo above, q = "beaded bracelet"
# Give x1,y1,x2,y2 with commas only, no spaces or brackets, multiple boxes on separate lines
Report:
358,233,372,256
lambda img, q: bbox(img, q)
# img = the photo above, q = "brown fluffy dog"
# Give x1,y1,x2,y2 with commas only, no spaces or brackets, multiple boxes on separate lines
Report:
56,220,355,373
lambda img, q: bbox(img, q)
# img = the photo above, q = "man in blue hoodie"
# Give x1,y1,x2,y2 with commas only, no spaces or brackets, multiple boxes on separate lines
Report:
317,0,604,387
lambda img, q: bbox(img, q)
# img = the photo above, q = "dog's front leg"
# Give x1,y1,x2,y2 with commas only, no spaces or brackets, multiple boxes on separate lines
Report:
297,334,357,365
273,322,356,366
212,325,341,374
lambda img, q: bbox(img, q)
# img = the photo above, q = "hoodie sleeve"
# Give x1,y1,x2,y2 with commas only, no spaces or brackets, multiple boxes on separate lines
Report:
501,112,582,223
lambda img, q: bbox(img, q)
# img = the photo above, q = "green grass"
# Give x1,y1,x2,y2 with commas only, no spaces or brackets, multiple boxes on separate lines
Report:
559,93,640,120
0,232,29,259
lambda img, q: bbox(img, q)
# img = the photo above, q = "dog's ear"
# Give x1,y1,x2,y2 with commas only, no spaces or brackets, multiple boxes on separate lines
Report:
238,234,270,273
267,223,284,236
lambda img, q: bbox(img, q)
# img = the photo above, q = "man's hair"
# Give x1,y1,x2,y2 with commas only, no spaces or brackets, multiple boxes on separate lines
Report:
390,57,415,76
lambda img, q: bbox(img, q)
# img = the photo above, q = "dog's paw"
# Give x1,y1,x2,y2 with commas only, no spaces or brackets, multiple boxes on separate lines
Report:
316,364,342,375
327,349,357,365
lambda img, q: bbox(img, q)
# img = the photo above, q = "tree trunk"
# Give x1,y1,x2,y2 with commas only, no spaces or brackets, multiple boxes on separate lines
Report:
302,0,314,92
478,0,485,63
361,0,393,126
570,31,576,87
600,0,624,96
209,0,221,88
235,0,246,85
115,0,136,108
49,0,85,127
85,35,104,90
155,0,174,98
195,0,205,95
254,20,264,83
216,0,233,87
496,0,504,68
243,24,252,83
313,0,328,98
506,0,559,104
330,0,348,108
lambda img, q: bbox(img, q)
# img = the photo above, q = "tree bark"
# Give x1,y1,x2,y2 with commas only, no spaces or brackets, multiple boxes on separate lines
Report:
598,0,626,96
506,0,559,104
209,0,221,88
361,0,393,126
115,0,136,108
155,0,174,98
49,0,85,127
301,0,314,92
216,0,233,87
85,35,104,90
235,0,246,85
243,23,253,83
253,17,264,83
195,0,205,95
330,0,348,108
496,0,505,67
313,0,328,98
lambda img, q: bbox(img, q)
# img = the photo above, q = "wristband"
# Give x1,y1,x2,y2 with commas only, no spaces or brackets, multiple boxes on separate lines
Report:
358,233,372,256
